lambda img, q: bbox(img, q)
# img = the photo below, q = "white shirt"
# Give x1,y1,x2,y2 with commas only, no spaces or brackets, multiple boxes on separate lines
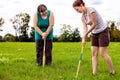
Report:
81,7,107,34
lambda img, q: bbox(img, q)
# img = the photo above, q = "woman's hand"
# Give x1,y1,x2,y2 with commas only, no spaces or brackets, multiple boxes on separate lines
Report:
82,38,86,47
42,32,48,40
82,33,88,47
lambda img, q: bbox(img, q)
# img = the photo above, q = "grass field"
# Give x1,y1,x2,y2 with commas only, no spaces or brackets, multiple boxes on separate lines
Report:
0,42,120,80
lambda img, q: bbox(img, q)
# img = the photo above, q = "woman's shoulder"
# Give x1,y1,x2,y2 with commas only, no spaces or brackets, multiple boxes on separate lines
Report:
34,12,39,16
48,10,54,17
33,12,37,17
87,7,96,14
48,10,54,14
88,7,96,11
48,10,52,14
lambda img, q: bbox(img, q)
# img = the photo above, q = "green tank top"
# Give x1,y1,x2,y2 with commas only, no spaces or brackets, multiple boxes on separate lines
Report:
35,10,53,40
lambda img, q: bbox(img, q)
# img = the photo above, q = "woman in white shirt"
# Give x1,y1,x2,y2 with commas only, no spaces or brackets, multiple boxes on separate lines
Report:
73,0,115,75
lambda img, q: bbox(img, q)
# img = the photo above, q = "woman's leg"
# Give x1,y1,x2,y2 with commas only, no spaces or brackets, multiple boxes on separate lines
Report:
35,40,44,66
99,47,115,74
91,46,99,75
45,40,52,65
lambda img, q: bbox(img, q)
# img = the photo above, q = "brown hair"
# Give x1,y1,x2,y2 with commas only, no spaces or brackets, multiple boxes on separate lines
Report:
37,4,47,12
73,0,85,7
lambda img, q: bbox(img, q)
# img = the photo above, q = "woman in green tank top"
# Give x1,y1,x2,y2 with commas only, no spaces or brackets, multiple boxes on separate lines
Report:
33,4,54,66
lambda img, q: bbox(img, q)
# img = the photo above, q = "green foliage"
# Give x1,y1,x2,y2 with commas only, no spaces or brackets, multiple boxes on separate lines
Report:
107,21,120,42
53,35,59,42
58,24,72,42
4,33,16,42
10,13,30,42
0,17,4,27
0,42,120,80
19,35,29,42
58,24,81,42
1,12,120,42
29,27,35,42
0,36,4,42
0,17,4,31
71,27,81,42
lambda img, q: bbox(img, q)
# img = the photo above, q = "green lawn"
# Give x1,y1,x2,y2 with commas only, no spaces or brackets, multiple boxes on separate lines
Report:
0,42,120,80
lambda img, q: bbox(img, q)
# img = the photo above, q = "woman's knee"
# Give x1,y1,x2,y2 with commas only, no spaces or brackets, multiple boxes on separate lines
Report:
92,49,98,57
91,46,99,57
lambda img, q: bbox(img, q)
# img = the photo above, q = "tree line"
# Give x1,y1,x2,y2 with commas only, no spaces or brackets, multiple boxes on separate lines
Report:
0,13,120,42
